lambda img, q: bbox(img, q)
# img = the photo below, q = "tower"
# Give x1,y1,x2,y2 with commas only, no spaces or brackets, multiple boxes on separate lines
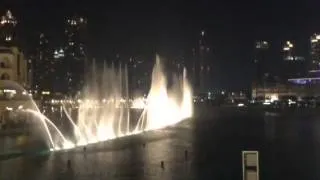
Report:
0,10,17,47
193,30,211,93
254,40,269,85
63,15,87,95
33,33,54,92
0,10,28,88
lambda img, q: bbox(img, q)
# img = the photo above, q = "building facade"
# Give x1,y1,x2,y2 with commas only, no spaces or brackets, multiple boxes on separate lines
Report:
63,15,88,95
192,30,212,94
0,47,27,86
253,40,270,85
33,33,54,92
281,40,307,79
310,33,320,70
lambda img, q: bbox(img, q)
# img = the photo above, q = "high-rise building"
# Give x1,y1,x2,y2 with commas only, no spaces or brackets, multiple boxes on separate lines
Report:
63,15,87,95
253,40,270,84
53,47,65,93
310,33,320,70
192,30,212,93
280,41,306,79
33,33,54,92
0,10,17,47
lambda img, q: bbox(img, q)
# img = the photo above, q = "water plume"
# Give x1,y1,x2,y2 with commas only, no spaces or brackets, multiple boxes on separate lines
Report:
19,55,193,151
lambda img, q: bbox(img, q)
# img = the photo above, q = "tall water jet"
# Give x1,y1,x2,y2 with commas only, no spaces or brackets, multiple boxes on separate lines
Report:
14,55,193,151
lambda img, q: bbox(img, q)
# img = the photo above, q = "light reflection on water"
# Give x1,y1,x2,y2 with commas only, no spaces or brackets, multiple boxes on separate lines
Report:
0,120,194,180
3,108,320,180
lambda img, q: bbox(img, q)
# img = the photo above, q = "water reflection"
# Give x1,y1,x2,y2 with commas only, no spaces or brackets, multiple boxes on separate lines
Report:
2,108,320,180
0,120,193,180
264,112,277,142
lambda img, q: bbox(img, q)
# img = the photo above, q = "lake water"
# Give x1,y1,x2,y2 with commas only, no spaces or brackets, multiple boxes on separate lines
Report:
1,106,320,180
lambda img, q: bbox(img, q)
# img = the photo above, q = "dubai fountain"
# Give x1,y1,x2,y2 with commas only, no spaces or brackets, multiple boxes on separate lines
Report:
22,55,193,152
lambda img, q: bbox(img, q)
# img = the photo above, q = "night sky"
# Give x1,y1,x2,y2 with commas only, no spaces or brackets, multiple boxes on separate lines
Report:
0,0,320,91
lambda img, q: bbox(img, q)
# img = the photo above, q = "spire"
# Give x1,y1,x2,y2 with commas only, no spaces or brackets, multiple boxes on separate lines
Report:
0,9,17,26
6,10,12,18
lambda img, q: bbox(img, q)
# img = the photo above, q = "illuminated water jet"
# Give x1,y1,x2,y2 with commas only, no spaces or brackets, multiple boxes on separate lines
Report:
17,55,193,151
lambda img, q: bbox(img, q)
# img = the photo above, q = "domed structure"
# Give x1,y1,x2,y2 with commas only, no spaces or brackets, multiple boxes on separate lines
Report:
0,80,34,124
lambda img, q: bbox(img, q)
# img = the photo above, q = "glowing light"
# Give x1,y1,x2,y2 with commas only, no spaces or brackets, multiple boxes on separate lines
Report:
270,94,278,102
5,107,12,111
201,30,205,36
237,103,244,107
4,89,16,94
131,98,146,109
5,36,12,41
283,47,290,51
42,91,50,95
288,99,296,105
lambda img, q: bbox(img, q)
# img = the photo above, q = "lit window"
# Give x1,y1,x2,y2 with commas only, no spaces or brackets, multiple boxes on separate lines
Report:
311,39,318,43
283,47,290,51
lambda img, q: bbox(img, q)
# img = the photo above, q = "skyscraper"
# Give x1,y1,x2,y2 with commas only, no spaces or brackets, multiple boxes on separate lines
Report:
281,41,306,79
0,10,17,47
253,40,270,85
192,30,212,93
63,15,87,95
33,33,54,92
310,33,320,70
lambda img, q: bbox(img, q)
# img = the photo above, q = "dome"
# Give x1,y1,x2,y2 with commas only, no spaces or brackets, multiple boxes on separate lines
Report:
0,80,26,92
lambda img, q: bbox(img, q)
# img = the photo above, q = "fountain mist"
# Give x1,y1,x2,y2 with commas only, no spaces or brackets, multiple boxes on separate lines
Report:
24,55,193,151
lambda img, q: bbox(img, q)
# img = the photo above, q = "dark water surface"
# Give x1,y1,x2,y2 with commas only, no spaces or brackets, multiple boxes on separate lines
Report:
1,106,320,180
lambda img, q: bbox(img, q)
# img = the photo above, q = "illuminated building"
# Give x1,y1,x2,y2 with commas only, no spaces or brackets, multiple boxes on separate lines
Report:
192,30,212,93
0,10,17,47
33,33,54,92
63,15,87,95
310,33,320,70
252,83,296,100
255,41,269,50
52,47,65,93
253,40,271,85
280,41,307,79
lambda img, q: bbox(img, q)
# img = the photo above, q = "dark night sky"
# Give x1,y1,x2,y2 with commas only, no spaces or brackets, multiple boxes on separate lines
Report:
1,0,320,90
